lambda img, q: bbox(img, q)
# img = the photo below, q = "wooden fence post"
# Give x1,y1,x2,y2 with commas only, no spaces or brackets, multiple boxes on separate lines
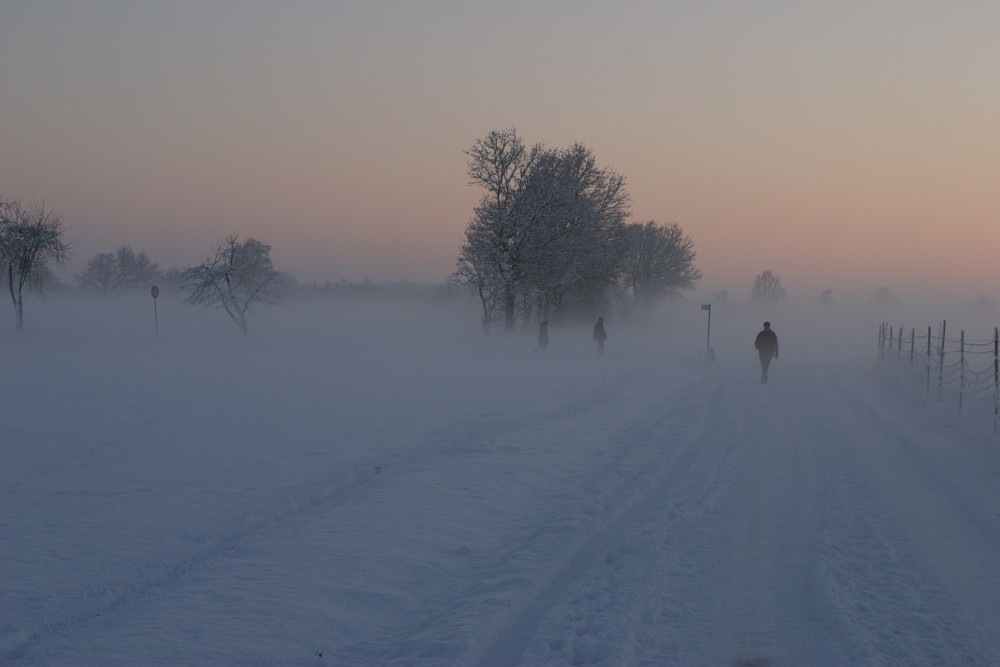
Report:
959,329,965,415
926,325,932,395
994,327,998,433
938,320,947,400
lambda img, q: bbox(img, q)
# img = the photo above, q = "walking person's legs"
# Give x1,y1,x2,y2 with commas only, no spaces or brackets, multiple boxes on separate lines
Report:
759,352,772,383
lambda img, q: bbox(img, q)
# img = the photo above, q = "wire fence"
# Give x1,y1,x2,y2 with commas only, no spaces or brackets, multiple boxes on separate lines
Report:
877,321,1000,432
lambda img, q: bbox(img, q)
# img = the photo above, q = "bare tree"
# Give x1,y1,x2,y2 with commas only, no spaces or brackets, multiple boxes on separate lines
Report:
871,285,897,311
458,128,538,331
618,221,700,315
751,270,787,306
181,235,285,335
77,252,119,292
0,198,70,329
453,220,503,334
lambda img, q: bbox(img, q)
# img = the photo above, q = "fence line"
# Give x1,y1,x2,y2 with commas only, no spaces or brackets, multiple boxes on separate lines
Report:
877,321,1000,433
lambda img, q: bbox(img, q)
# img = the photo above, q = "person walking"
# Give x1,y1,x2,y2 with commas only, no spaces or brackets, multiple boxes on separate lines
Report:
593,316,607,355
754,321,779,383
535,320,549,353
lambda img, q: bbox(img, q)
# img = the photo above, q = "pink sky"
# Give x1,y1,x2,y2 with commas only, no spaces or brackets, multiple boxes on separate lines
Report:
2,1,998,298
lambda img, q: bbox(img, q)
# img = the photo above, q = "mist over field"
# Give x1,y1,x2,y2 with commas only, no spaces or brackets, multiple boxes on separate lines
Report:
11,276,999,355
5,286,1000,664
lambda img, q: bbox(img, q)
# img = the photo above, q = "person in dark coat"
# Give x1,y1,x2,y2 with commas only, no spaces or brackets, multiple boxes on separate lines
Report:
593,316,607,355
754,321,779,383
535,320,549,353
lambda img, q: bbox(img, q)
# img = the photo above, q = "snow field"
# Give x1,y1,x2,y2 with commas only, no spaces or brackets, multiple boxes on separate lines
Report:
3,294,1000,665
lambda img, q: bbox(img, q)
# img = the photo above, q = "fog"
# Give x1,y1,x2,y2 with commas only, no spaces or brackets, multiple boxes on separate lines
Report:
5,287,1000,664
9,282,998,362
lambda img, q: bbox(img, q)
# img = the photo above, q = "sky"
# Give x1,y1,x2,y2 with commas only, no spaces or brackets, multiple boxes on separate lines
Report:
2,1,998,298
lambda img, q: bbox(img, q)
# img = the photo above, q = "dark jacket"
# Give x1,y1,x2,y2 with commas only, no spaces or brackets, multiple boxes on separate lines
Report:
755,328,779,357
593,319,607,342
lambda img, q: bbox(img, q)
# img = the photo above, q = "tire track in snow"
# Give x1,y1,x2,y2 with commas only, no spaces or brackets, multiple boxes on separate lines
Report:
516,368,869,666
2,365,648,663
724,375,847,666
469,365,1000,666
732,395,769,665
724,369,1000,665
827,378,1000,660
744,372,1000,665
466,375,735,667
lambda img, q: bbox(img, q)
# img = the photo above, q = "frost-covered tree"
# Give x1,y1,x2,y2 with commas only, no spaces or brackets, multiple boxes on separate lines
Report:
523,143,629,321
871,285,897,311
181,235,285,335
114,246,161,289
0,198,70,329
975,294,997,310
453,218,503,333
456,128,538,331
78,246,161,292
751,270,787,306
77,252,118,292
618,221,700,315
455,129,629,331
160,267,187,291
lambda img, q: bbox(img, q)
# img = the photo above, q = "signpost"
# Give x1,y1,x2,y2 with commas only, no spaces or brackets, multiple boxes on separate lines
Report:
701,303,714,360
151,285,160,336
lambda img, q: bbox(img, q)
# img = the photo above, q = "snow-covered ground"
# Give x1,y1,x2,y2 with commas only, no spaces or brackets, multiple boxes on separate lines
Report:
3,294,1000,666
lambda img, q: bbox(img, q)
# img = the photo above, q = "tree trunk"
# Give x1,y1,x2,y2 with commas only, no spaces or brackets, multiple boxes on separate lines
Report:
478,297,491,336
7,265,15,314
503,292,516,332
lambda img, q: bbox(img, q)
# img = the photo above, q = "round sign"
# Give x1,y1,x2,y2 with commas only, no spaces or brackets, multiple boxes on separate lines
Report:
151,285,160,299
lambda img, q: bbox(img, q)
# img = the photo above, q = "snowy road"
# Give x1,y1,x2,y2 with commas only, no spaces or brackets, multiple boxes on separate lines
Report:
4,301,1000,665
473,365,1000,666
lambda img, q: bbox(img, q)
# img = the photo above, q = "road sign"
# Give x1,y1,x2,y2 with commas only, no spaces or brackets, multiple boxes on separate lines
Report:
151,285,160,335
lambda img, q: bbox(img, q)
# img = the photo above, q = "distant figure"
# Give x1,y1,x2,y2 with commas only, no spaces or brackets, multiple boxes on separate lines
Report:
593,316,607,355
535,320,549,353
754,321,779,383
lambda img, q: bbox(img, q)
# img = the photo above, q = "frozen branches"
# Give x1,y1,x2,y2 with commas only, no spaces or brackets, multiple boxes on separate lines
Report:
619,221,701,316
182,235,286,335
455,129,631,331
751,270,787,306
77,246,162,293
0,198,71,329
454,129,700,331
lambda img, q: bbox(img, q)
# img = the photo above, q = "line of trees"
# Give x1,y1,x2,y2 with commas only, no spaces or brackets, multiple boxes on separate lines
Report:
77,246,162,293
75,236,288,336
2,192,286,335
453,128,701,332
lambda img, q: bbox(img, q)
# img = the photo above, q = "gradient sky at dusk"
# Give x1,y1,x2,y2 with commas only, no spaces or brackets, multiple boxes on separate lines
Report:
2,1,998,296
